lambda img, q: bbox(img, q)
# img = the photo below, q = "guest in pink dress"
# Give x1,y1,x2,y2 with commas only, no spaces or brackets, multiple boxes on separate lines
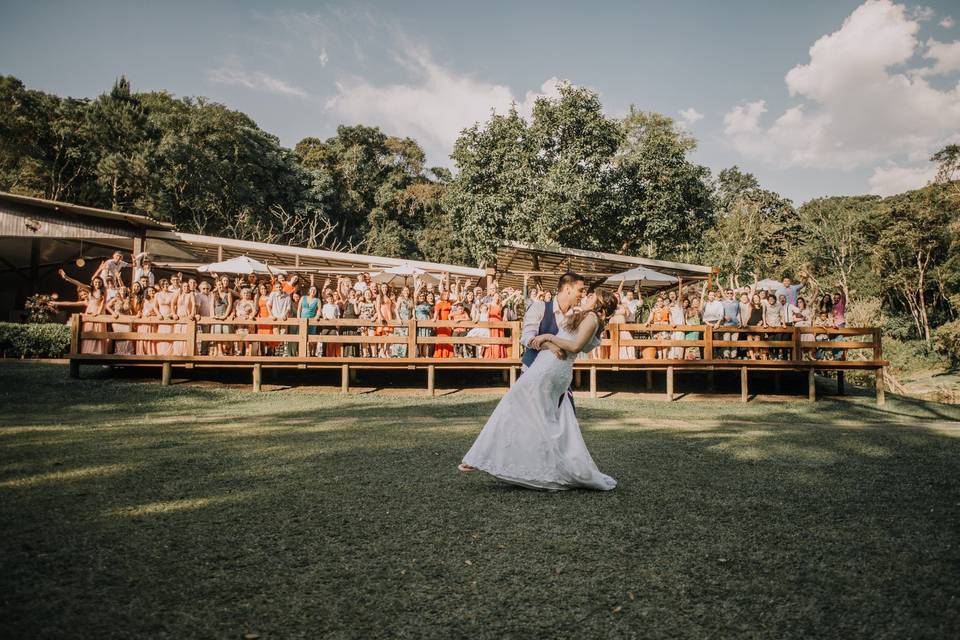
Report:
80,277,107,354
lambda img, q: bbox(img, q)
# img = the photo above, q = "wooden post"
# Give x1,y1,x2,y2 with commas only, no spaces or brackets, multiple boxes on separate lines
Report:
69,314,81,356
299,318,309,357
161,362,172,386
589,366,597,399
610,328,620,361
509,366,516,387
837,371,845,395
341,364,349,394
740,366,748,402
645,370,652,390
707,370,715,393
773,371,781,394
511,321,521,359
792,327,802,362
873,329,883,362
187,319,197,357
704,325,713,361
876,367,886,406
69,360,80,379
407,319,417,358
427,364,435,396
252,363,262,392
666,366,674,401
808,368,816,402
574,369,583,388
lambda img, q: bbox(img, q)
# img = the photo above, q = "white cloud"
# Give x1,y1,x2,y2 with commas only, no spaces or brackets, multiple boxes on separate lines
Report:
723,0,960,183
325,45,564,162
678,107,704,128
923,38,960,75
207,64,308,98
318,47,329,67
868,163,937,195
909,5,935,22
942,16,955,28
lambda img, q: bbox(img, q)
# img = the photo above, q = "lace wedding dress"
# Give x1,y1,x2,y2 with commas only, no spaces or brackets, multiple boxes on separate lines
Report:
461,322,616,491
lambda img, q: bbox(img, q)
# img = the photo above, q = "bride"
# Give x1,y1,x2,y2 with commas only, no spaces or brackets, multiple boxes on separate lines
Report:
459,289,618,491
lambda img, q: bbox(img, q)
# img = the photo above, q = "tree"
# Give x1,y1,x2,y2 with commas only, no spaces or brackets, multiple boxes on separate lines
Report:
795,196,878,303
702,166,797,286
871,185,955,343
445,84,716,264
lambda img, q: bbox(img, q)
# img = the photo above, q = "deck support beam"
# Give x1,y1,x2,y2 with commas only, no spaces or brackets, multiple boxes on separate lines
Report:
161,362,172,386
808,368,816,402
341,364,349,394
509,366,516,387
666,366,674,402
876,368,885,407
740,367,748,402
252,363,262,392
589,366,597,399
645,370,653,391
427,364,435,396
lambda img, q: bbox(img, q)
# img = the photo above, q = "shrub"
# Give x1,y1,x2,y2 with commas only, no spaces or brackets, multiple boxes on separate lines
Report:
934,320,960,367
0,323,71,358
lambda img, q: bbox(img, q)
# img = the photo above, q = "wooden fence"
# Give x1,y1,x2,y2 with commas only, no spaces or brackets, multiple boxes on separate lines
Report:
68,315,888,404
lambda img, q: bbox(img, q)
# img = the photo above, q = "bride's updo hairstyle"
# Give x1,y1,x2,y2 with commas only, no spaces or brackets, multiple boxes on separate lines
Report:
590,288,618,333
569,288,618,337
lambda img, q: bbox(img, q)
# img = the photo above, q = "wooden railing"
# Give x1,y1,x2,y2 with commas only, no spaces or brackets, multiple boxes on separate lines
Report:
68,315,887,404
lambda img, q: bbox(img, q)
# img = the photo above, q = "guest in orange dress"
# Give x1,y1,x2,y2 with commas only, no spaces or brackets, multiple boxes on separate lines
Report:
255,283,274,355
484,293,507,359
432,292,454,358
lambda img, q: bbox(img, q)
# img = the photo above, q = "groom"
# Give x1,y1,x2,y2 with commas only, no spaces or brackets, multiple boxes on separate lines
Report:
521,271,586,405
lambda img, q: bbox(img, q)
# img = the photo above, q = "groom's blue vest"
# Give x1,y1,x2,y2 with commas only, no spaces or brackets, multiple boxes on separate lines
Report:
521,299,575,411
522,299,559,369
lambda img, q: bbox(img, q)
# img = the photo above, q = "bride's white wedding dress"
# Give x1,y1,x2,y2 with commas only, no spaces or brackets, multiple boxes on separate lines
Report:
461,322,617,491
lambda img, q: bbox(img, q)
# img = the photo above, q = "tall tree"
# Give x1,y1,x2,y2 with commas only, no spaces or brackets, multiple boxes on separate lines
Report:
611,109,714,260
702,166,797,286
794,196,878,302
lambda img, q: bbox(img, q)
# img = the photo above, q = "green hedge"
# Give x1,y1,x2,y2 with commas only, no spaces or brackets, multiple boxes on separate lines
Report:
0,323,71,358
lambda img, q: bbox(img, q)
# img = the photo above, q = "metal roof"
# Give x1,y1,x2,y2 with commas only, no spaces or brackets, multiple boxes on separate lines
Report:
495,241,715,291
0,192,175,231
144,229,486,279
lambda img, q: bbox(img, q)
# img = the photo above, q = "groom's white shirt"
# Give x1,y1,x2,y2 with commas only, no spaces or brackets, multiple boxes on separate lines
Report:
521,299,572,371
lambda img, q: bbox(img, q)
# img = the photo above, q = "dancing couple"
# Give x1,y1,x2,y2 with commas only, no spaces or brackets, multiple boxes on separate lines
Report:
459,272,618,491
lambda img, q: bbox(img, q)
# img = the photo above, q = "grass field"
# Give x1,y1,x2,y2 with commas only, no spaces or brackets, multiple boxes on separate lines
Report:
2,362,959,639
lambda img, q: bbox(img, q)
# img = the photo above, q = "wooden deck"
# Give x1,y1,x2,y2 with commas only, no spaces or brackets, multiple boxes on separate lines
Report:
68,315,889,404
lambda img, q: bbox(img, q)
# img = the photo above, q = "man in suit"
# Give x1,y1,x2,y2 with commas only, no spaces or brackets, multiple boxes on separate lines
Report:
521,271,587,407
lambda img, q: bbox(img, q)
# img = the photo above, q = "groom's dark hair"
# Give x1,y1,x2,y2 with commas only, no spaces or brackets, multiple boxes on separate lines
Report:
558,271,585,291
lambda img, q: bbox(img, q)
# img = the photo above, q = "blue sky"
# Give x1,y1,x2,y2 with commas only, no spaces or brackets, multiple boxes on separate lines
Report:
2,0,959,204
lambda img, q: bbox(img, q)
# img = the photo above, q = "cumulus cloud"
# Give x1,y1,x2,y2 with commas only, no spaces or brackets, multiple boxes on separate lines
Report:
924,38,960,75
942,16,955,28
723,0,960,180
868,163,937,195
207,65,308,98
326,45,564,161
678,107,704,128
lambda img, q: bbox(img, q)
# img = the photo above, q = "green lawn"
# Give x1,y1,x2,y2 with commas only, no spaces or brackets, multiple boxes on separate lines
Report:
2,362,959,639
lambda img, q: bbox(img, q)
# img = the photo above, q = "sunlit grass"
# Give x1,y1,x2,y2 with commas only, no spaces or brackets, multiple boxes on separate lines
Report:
1,362,959,639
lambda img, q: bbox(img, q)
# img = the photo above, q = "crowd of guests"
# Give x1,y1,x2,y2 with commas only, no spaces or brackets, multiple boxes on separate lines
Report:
61,251,526,359
60,251,848,361
604,274,847,362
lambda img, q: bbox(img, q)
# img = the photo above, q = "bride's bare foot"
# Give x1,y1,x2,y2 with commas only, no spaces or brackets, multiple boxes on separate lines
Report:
458,463,477,472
